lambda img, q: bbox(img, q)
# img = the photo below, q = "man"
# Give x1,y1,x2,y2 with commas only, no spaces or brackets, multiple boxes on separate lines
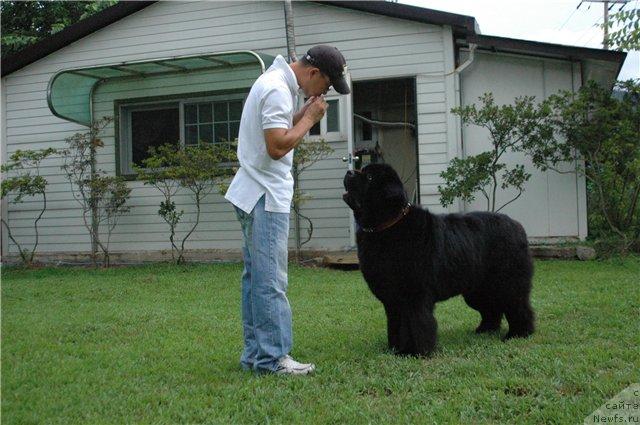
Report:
225,45,350,375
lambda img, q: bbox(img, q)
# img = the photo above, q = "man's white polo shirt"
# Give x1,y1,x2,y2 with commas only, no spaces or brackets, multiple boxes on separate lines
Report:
224,55,299,214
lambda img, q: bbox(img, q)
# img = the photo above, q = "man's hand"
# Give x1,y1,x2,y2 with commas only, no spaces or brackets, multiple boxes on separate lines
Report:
304,95,328,123
301,95,318,114
293,95,326,125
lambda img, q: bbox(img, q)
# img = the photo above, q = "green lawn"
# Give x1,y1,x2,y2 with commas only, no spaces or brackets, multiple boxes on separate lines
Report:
2,258,639,424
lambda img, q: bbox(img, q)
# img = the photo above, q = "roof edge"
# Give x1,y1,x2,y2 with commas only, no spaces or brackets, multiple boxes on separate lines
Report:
467,34,627,63
1,1,157,77
2,0,627,80
465,34,627,79
313,1,477,34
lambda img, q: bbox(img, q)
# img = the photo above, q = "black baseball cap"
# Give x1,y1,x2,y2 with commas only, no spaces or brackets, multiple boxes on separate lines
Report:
304,45,350,94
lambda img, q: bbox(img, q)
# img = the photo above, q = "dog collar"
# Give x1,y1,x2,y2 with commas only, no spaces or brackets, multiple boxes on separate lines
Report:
361,203,412,233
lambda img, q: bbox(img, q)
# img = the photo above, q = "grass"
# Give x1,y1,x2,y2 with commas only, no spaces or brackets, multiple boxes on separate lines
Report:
2,257,639,424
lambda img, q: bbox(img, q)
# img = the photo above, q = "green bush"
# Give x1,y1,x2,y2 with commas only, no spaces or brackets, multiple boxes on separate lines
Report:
533,80,640,255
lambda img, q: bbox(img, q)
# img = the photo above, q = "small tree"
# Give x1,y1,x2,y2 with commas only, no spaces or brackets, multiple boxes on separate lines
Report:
136,142,235,264
439,93,553,212
88,175,132,267
135,144,182,262
1,148,57,266
60,117,132,267
292,138,333,258
531,80,640,254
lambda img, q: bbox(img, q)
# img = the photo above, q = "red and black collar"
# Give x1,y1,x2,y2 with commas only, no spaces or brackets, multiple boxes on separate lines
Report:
361,203,412,233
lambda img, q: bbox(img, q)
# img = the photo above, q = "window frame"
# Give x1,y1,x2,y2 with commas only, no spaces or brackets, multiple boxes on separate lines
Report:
117,91,246,178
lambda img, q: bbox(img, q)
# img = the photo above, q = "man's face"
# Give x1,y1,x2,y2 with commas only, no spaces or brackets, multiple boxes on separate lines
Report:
304,68,331,97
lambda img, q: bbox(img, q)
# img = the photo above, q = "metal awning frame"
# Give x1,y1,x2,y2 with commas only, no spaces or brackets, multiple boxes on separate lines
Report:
46,50,274,127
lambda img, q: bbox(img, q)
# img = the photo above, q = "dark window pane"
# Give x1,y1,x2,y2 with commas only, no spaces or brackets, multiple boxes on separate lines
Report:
198,103,212,123
327,99,339,132
131,107,179,166
185,104,197,124
214,123,229,143
310,121,320,136
214,103,228,122
199,124,212,143
229,101,243,120
186,125,198,145
229,121,240,141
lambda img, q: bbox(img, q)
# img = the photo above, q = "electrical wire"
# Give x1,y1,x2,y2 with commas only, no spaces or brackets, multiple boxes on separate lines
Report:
575,14,605,46
582,27,603,46
558,1,582,30
353,114,416,130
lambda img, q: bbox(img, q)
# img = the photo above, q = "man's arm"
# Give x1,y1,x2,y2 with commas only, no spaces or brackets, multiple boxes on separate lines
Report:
264,116,316,160
264,97,327,160
292,111,304,127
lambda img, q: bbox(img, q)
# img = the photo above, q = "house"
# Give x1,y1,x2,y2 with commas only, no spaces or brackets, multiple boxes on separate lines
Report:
0,1,626,264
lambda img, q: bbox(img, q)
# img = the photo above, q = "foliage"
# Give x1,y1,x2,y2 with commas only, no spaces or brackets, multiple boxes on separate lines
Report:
135,142,236,264
531,80,640,254
292,138,333,254
1,148,57,266
0,1,118,58
439,94,553,212
59,117,132,267
603,8,640,50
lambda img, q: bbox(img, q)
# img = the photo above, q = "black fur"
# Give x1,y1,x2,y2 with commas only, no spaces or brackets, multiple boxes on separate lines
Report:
343,164,535,356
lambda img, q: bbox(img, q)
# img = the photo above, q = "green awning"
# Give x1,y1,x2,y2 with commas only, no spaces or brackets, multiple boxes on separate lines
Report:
47,51,275,126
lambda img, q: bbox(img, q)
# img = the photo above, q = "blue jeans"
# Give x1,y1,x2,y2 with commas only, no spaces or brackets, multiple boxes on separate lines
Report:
233,195,292,372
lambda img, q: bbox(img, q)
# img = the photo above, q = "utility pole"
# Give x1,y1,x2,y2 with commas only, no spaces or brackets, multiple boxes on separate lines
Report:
604,1,609,48
580,0,629,49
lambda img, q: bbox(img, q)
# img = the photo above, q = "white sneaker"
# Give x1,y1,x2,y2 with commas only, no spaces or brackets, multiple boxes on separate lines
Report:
274,355,316,375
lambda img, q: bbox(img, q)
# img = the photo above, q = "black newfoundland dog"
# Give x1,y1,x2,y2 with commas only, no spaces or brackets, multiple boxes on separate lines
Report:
343,163,534,356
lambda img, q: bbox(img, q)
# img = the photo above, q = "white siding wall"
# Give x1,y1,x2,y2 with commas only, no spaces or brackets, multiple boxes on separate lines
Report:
2,1,452,256
459,51,586,239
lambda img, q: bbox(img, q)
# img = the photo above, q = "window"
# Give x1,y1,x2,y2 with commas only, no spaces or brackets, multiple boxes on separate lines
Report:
310,121,321,136
326,99,340,132
305,97,344,142
184,99,243,145
130,105,180,167
119,94,245,175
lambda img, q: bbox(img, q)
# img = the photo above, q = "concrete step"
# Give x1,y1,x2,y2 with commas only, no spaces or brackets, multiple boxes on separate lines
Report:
321,245,596,268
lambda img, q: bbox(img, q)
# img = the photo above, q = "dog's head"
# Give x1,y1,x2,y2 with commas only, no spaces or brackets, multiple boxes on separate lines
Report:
343,163,408,227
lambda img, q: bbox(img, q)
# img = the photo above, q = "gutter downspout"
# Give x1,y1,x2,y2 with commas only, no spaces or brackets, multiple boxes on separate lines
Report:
284,0,302,258
90,82,100,265
284,0,298,63
454,43,476,75
452,43,476,214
